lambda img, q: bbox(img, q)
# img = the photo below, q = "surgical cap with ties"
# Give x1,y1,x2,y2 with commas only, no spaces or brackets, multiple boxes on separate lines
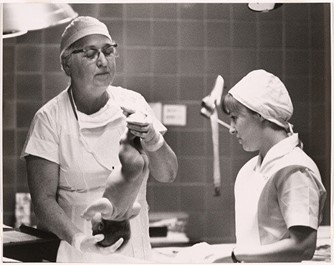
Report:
60,16,112,59
228,69,294,132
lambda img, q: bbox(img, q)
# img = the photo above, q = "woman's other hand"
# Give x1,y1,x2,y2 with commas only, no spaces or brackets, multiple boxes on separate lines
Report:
72,232,123,254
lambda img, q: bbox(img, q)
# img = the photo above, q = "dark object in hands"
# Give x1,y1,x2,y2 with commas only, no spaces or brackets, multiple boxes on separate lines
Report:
92,219,131,248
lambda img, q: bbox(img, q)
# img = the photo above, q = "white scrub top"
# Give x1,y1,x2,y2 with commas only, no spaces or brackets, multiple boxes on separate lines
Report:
235,134,326,247
21,85,166,263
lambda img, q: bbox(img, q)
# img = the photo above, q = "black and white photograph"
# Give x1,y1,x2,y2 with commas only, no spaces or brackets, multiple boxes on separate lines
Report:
1,1,332,263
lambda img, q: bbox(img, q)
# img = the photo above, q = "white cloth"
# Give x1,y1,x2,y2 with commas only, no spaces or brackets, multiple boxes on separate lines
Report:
21,85,166,263
228,69,293,130
235,134,326,246
210,109,221,194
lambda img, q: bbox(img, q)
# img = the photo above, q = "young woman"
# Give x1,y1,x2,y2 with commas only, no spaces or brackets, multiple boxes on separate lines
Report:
176,69,326,263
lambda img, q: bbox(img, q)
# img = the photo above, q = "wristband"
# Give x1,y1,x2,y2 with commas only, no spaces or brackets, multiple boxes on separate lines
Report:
141,132,164,152
71,232,86,252
231,248,243,263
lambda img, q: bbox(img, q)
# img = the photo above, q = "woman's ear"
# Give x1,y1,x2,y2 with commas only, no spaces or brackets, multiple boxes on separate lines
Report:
62,58,71,76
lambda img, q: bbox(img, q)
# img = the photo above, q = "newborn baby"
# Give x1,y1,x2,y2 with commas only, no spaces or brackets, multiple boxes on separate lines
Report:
81,112,149,249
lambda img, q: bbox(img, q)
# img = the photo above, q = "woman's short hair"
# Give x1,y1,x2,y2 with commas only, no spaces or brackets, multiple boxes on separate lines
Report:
222,93,255,116
60,38,85,75
222,93,285,132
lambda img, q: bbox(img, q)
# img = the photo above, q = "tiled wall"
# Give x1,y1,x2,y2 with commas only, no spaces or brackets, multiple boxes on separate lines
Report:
3,3,331,243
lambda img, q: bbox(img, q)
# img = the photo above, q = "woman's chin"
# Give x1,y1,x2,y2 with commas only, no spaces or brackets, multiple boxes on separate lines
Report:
94,75,112,87
242,144,256,152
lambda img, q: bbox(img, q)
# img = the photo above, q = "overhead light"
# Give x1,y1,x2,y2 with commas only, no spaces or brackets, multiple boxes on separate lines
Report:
248,3,283,13
3,30,28,39
3,3,78,39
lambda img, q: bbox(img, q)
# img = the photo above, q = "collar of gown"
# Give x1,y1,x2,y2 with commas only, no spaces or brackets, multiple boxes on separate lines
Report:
76,95,125,130
255,133,299,173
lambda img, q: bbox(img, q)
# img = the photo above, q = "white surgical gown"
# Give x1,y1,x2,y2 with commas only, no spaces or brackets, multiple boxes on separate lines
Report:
21,85,166,263
235,133,326,246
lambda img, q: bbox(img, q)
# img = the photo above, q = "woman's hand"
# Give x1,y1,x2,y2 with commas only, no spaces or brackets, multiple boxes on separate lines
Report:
72,232,123,254
121,106,178,183
121,106,164,152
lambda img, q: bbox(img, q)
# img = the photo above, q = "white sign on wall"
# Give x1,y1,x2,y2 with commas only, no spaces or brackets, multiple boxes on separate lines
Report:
163,104,187,126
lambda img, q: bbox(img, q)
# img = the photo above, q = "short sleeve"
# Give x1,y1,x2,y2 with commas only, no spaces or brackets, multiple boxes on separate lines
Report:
21,108,60,164
276,168,321,230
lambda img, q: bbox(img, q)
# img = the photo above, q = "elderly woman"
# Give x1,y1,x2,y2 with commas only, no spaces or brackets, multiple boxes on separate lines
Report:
21,16,178,263
176,69,326,263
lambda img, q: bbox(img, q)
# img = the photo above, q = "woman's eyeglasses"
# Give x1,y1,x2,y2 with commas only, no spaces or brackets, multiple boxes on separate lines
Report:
71,43,119,61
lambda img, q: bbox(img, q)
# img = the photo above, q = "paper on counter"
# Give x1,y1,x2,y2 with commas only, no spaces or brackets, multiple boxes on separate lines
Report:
3,230,40,244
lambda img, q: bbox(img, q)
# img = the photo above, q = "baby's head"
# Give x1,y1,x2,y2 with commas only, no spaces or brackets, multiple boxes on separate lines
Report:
92,215,131,248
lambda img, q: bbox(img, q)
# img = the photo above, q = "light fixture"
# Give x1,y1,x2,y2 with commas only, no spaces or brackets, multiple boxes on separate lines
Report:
248,3,283,13
3,3,78,39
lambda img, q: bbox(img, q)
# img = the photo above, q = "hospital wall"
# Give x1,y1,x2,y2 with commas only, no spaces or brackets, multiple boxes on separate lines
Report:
3,3,331,243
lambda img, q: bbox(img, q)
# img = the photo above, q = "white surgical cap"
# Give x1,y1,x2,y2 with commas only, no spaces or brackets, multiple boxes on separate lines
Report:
60,16,112,58
228,69,293,131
